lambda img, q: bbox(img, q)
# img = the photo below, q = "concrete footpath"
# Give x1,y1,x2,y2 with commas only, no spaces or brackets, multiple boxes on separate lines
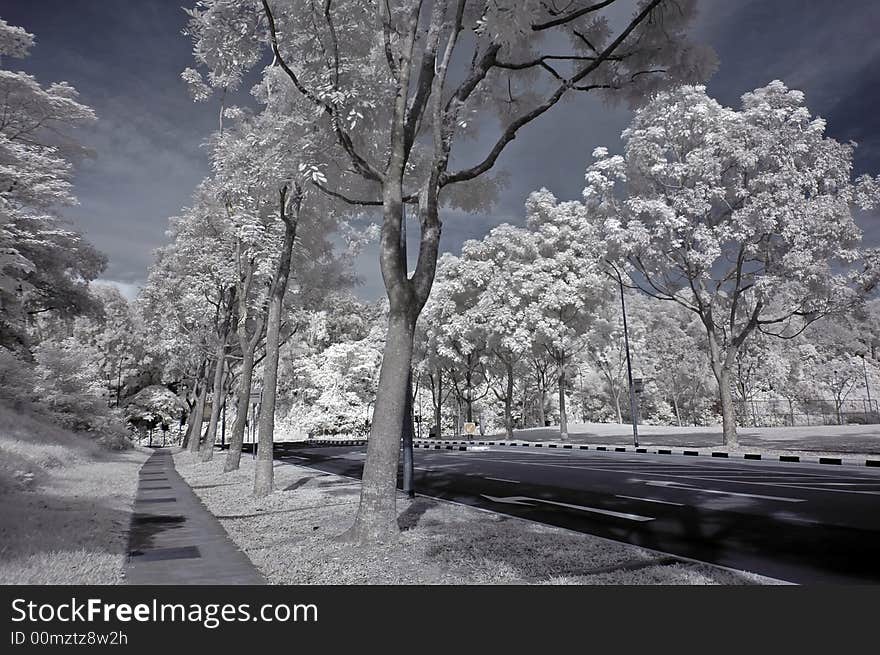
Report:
124,448,265,585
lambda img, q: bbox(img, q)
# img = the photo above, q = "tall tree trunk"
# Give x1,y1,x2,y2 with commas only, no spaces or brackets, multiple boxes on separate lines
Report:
707,328,738,447
253,286,281,497
465,363,474,424
672,395,682,427
225,348,255,472
712,363,737,446
344,310,415,542
402,369,414,497
537,385,546,427
504,361,514,439
224,249,266,472
343,14,443,539
558,357,568,440
200,339,227,462
254,187,298,498
613,385,623,424
187,382,208,453
181,397,195,448
181,364,205,449
433,371,442,439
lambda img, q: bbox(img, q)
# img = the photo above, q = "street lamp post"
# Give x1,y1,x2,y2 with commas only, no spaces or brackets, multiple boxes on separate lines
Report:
400,206,415,498
606,262,639,447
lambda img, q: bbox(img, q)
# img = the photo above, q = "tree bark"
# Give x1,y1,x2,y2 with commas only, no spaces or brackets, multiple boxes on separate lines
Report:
706,326,739,446
344,309,415,542
558,359,568,440
225,248,267,472
465,362,473,423
402,369,415,497
181,363,205,449
224,348,255,472
713,363,738,446
504,361,514,439
181,397,194,448
200,338,228,462
433,370,442,439
537,387,546,426
341,3,443,542
254,187,298,498
187,382,208,453
253,286,281,497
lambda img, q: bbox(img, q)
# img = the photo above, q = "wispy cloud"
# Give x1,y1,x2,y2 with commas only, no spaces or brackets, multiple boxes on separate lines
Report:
2,0,877,301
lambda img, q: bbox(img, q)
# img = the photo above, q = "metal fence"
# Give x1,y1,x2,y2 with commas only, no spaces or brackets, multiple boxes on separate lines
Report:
734,398,880,427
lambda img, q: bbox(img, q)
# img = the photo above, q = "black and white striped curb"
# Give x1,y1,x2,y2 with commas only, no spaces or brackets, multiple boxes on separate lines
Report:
277,439,368,449
235,437,880,468
410,438,880,468
219,439,369,452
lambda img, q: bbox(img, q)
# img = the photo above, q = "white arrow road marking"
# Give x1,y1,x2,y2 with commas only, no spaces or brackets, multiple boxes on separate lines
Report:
615,494,685,507
480,495,654,521
638,479,805,503
485,477,519,483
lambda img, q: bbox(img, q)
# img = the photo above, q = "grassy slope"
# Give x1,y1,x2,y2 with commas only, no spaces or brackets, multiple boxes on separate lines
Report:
175,451,780,585
0,407,148,584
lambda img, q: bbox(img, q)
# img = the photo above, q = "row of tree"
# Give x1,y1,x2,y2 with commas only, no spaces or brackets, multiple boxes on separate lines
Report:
413,82,880,444
177,0,720,542
5,2,879,548
416,269,880,437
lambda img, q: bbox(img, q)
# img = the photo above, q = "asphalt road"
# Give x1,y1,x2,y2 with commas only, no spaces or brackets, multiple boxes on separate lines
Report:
274,444,880,584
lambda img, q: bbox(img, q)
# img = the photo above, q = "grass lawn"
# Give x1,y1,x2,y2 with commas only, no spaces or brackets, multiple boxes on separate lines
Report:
0,408,148,584
175,450,781,585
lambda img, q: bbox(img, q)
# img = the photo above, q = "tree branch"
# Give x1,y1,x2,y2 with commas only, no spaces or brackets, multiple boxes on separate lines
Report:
532,0,619,31
443,0,664,187
260,0,384,182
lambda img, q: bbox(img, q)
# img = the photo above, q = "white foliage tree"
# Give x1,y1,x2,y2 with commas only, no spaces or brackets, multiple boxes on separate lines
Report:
184,0,714,540
0,19,102,354
593,82,880,445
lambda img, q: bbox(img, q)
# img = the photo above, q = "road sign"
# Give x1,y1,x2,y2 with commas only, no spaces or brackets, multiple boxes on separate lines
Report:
250,387,262,402
463,422,476,435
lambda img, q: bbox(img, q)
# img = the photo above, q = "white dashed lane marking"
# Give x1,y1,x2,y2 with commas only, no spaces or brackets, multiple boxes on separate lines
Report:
615,494,685,507
638,479,806,503
480,494,654,522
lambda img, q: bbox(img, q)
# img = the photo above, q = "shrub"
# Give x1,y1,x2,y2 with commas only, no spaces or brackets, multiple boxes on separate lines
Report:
0,348,36,410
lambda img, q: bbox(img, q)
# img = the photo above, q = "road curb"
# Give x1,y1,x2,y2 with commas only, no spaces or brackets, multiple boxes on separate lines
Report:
260,438,880,468
409,438,880,468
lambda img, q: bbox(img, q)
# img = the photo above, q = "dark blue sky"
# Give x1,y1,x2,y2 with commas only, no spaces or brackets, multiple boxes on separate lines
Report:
1,0,878,299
